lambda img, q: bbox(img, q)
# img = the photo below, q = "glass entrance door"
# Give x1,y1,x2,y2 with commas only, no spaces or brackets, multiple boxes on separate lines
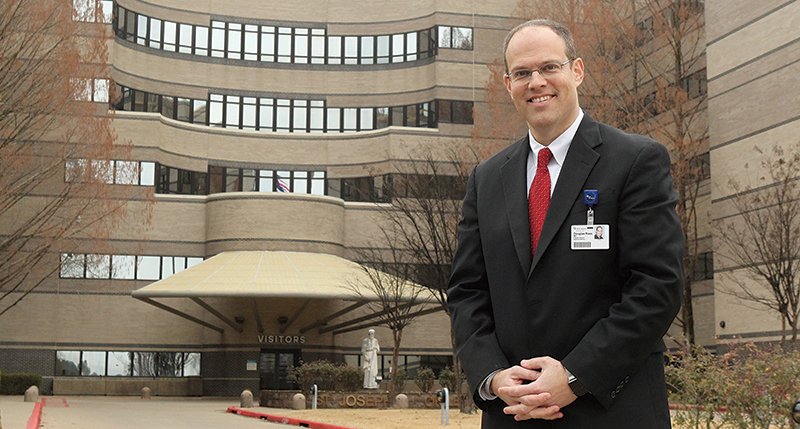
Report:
259,349,299,390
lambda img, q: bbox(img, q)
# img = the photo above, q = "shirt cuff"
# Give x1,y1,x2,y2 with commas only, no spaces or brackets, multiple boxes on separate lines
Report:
478,369,503,401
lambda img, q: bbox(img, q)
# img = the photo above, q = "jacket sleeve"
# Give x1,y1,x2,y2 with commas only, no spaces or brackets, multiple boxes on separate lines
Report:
446,166,510,409
561,140,684,409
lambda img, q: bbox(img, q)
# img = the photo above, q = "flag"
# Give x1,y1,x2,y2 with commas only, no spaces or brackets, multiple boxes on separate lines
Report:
276,176,290,192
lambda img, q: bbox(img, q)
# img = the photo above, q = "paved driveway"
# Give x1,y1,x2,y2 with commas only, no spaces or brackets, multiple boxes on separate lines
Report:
38,396,292,429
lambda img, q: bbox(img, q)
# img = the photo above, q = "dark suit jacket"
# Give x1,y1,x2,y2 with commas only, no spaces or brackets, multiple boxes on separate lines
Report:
447,114,683,428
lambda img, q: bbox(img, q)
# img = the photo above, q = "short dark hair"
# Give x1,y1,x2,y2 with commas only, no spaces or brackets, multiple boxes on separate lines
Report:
502,19,578,72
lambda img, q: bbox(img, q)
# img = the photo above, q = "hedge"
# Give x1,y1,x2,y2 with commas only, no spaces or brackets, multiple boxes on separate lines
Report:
0,372,42,395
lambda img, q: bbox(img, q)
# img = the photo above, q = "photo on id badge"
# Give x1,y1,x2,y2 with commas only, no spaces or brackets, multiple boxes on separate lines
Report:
571,224,610,250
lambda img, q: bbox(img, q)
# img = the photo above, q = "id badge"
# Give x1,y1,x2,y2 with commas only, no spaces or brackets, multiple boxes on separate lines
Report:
571,224,610,250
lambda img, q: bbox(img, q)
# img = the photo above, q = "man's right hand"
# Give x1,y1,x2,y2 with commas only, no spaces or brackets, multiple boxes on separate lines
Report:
491,366,563,421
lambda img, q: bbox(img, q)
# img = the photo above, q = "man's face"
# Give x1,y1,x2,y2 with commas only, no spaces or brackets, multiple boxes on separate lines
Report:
504,26,584,144
596,226,603,236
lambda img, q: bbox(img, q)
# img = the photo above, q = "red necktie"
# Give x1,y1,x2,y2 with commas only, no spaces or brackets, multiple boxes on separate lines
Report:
529,148,552,254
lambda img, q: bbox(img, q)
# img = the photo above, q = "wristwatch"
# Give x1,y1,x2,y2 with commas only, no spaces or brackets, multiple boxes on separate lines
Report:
565,368,588,397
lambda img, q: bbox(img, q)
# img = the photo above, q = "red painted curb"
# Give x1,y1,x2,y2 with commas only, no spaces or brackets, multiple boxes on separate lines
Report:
26,402,43,429
227,406,356,429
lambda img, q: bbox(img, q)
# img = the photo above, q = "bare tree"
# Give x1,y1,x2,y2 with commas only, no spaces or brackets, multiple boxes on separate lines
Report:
348,236,433,404
475,0,708,347
716,146,800,349
0,0,145,316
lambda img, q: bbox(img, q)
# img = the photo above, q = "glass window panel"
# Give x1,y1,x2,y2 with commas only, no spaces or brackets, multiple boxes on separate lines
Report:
100,0,113,23
136,256,160,280
361,36,374,64
93,79,108,103
136,15,147,45
195,26,209,54
177,98,191,122
260,32,275,56
226,99,240,128
187,257,203,268
328,36,341,63
311,35,325,61
243,103,256,128
111,255,136,279
406,32,418,54
391,106,404,126
149,18,161,48
407,104,418,127
242,170,257,192
211,26,225,57
144,92,159,113
259,104,273,129
376,107,389,128
192,100,207,124
209,99,223,127
343,108,357,130
60,253,84,278
91,159,113,183
392,33,404,55
228,27,241,58
161,256,176,278
107,352,131,376
244,31,258,60
293,175,308,194
125,12,135,42
156,352,183,376
277,33,291,62
327,109,340,132
114,161,138,185
276,106,290,129
295,34,308,57
140,162,155,186
344,36,358,64
418,29,430,58
360,108,374,130
65,158,86,182
56,351,81,376
133,352,157,376
161,95,174,119
81,351,106,376
184,353,201,376
438,26,451,48
163,21,177,48
293,105,307,131
310,107,323,131
377,35,389,63
453,27,473,49
226,168,240,191
311,175,325,195
419,102,430,126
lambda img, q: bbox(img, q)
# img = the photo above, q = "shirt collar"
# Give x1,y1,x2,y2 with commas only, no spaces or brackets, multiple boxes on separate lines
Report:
527,109,584,166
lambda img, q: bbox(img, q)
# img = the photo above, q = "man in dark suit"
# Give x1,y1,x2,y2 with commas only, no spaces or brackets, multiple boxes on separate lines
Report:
447,19,683,428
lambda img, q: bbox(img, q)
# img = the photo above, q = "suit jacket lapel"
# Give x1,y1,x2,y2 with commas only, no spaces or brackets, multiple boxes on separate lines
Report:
500,137,533,276
529,116,602,277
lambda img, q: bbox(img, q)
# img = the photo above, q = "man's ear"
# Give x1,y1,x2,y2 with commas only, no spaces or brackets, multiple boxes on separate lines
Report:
503,73,513,95
572,57,585,87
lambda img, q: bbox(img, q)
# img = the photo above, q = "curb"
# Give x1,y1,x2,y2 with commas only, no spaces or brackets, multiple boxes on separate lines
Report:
227,406,356,429
26,402,42,429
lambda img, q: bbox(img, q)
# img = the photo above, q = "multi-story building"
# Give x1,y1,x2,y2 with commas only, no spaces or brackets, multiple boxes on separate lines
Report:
0,0,523,395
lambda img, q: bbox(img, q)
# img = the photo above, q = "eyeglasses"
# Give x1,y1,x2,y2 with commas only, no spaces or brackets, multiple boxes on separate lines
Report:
505,59,573,84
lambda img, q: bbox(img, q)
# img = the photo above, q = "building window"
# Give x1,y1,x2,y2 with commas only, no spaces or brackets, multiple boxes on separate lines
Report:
680,68,707,99
114,5,438,65
56,351,200,377
115,85,443,132
71,78,109,102
437,100,473,124
66,159,155,186
73,0,112,23
59,254,203,280
692,252,714,281
437,26,473,50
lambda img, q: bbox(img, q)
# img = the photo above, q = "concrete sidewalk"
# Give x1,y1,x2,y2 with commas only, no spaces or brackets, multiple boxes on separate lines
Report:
0,395,37,429
14,396,294,429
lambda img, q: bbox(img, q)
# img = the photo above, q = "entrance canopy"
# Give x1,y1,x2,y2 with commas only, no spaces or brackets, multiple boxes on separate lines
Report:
131,251,438,335
132,250,391,300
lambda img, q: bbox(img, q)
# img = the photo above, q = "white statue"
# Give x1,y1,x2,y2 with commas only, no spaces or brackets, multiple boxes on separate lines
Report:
361,328,380,389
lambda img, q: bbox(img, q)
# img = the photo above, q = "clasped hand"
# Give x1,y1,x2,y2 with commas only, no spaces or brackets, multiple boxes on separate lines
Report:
491,356,577,421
